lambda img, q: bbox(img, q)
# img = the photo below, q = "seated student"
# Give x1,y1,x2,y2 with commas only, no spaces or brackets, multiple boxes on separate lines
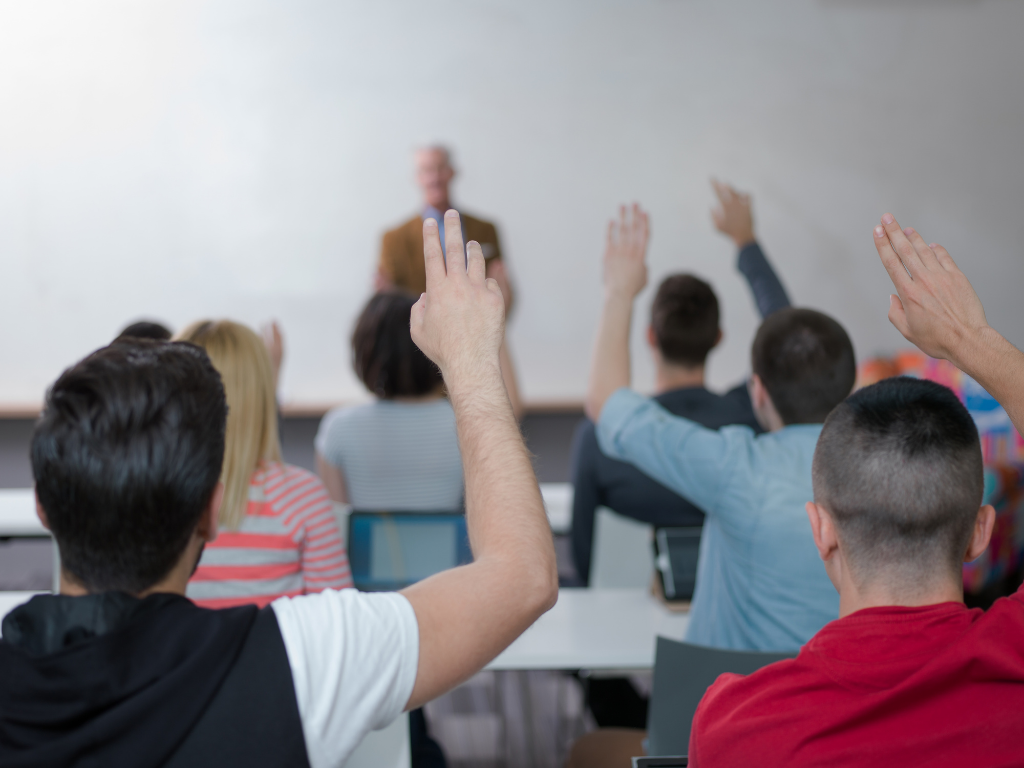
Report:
585,204,855,652
175,319,352,608
688,213,1024,766
116,319,173,341
570,180,790,585
316,291,464,511
0,212,558,767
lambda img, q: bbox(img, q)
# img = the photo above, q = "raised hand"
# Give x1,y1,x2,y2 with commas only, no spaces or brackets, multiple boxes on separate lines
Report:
410,211,506,389
710,179,755,248
603,204,650,300
873,213,989,363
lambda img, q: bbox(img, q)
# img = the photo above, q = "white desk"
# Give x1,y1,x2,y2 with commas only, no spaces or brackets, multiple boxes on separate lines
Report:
540,483,572,535
0,488,46,535
487,588,689,671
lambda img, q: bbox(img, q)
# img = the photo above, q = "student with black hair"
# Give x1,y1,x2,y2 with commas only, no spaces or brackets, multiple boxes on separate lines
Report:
585,204,856,653
116,319,173,341
686,213,1024,767
0,212,557,768
315,290,463,511
570,180,790,586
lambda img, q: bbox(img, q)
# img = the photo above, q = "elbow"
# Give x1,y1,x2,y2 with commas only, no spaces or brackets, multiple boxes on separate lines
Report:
583,390,604,424
526,556,559,617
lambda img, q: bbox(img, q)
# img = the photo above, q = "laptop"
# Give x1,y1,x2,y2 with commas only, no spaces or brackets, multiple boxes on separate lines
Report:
347,511,472,592
632,758,687,767
653,526,702,604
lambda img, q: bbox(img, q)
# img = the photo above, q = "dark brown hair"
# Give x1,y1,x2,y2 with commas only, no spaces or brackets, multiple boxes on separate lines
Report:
813,377,983,582
650,274,720,367
751,308,855,424
352,291,442,399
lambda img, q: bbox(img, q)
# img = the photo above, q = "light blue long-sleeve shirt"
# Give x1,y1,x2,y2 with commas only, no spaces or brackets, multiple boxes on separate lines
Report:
597,387,839,652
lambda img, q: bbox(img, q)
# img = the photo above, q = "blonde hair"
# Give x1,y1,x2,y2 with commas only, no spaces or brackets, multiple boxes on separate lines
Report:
176,320,282,530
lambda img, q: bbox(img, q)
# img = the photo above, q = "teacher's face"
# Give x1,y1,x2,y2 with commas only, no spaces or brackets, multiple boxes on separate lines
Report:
415,148,454,209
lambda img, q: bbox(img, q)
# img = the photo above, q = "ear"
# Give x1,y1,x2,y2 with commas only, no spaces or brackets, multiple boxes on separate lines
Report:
646,324,658,350
749,374,768,410
806,501,839,562
196,482,224,543
35,494,51,532
965,504,997,562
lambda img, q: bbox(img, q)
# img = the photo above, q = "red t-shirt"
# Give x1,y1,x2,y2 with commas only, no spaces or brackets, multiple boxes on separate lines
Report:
689,585,1024,767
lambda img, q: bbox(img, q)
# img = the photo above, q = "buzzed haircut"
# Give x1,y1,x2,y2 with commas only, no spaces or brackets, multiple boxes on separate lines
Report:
116,320,173,342
352,291,442,399
813,377,983,582
32,340,227,594
650,274,720,367
751,308,855,424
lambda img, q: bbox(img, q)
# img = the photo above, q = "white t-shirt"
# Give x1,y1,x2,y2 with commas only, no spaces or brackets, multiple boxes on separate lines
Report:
271,589,419,768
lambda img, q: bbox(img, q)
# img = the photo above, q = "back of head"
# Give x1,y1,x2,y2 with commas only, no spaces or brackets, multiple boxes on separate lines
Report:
814,377,983,586
751,308,856,424
32,340,226,593
116,320,173,342
650,274,720,367
176,320,281,530
352,291,442,399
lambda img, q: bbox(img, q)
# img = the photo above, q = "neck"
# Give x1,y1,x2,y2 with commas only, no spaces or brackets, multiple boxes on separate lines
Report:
58,536,204,599
654,361,706,394
837,570,964,618
426,198,451,213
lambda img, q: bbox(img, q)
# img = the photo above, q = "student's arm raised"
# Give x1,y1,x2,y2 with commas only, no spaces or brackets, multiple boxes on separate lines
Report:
584,204,649,422
401,211,558,710
874,212,1024,434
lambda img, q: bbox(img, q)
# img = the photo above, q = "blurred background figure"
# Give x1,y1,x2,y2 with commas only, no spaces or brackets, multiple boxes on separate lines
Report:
179,319,352,608
115,320,172,342
316,291,464,511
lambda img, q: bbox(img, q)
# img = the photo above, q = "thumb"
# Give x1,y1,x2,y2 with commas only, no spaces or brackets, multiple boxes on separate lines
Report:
888,294,911,340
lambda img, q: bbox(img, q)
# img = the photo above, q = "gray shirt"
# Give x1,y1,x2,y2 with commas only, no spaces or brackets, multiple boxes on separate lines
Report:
315,398,464,511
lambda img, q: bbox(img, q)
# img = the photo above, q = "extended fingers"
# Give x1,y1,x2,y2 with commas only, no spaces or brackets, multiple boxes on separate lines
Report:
874,222,913,293
444,210,467,275
423,218,446,287
930,242,959,273
466,241,486,283
901,226,941,271
880,213,926,275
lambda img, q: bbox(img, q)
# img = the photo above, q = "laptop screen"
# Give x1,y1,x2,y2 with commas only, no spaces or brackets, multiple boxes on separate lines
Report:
348,512,472,592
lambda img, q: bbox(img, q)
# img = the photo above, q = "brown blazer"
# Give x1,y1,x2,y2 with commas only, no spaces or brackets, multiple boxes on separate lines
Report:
379,212,503,295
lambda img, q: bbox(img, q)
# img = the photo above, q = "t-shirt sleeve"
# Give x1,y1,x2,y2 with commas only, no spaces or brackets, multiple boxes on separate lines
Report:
596,387,754,516
272,589,419,768
314,408,349,469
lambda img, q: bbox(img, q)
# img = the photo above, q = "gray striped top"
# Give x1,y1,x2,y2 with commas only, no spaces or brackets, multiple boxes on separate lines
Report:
315,398,464,511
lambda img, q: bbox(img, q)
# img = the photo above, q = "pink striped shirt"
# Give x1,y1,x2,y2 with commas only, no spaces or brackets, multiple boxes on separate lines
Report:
188,462,353,608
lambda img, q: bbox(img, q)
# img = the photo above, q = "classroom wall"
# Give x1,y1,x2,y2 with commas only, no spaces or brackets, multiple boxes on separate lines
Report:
1,0,1022,407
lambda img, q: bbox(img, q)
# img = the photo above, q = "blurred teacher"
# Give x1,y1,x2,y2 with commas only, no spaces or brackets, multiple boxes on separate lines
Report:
377,145,522,418
378,146,509,298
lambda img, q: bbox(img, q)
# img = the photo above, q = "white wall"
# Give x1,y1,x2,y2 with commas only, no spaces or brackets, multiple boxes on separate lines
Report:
1,0,1022,407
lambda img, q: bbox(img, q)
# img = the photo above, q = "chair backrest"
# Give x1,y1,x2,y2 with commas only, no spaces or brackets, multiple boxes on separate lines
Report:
590,506,654,589
647,636,796,756
347,510,470,591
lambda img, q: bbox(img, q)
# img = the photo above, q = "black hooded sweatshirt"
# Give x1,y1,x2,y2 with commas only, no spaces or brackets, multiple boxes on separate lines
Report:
0,592,309,767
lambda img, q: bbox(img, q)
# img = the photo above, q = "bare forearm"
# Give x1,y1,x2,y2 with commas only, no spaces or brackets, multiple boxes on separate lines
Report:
499,341,524,422
951,327,1024,436
585,292,635,422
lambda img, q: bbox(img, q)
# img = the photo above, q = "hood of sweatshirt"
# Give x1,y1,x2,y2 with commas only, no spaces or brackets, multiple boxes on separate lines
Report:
0,591,257,768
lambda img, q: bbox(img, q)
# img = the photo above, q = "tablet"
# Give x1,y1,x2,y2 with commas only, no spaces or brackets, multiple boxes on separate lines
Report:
653,526,701,603
347,511,472,592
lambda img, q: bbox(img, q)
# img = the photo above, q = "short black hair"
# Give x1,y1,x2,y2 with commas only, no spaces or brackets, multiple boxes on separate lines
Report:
650,274,720,367
813,377,983,582
352,292,442,399
32,340,227,593
751,308,855,424
116,320,173,342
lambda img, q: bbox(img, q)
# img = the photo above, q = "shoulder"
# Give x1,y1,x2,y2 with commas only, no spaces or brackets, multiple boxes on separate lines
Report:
320,402,377,435
461,212,498,237
262,463,332,513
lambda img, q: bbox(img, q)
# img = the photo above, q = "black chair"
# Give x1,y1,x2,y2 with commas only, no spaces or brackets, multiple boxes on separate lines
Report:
645,636,797,756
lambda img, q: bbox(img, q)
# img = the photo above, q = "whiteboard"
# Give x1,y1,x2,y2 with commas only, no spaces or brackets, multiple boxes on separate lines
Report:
1,0,1022,409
